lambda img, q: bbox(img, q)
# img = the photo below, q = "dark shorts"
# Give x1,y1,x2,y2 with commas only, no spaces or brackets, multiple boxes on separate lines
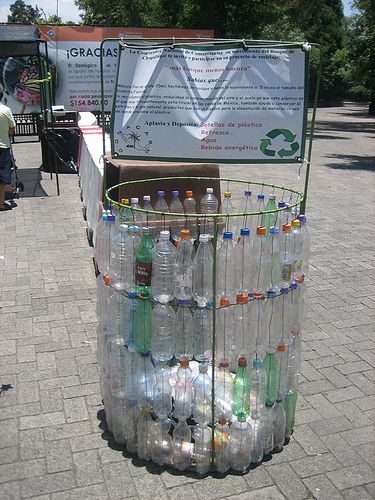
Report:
0,148,12,185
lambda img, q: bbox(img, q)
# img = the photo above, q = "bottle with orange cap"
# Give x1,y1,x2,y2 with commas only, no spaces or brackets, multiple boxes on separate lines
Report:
216,296,235,364
251,225,269,295
276,342,289,400
280,222,294,287
174,228,194,301
263,349,279,407
183,190,197,240
214,417,230,473
192,233,213,307
233,292,250,368
233,356,251,420
215,358,233,420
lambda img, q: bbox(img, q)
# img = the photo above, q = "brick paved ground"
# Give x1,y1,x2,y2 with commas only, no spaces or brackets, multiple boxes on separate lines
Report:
0,102,374,499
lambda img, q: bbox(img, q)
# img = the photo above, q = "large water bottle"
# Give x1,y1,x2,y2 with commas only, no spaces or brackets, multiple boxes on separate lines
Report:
175,299,194,361
109,223,128,291
122,225,141,292
200,187,219,237
137,351,154,409
169,190,185,242
108,289,128,338
214,418,230,473
151,419,173,466
133,291,152,353
174,229,194,301
232,357,251,420
229,418,252,473
236,190,253,238
183,190,198,240
276,342,289,399
192,363,212,424
265,286,288,353
215,359,233,420
280,223,294,287
297,214,310,279
217,231,237,303
135,227,154,294
261,193,277,231
154,190,169,236
249,414,265,464
194,424,212,475
192,234,213,307
153,362,173,420
234,227,253,299
172,420,192,471
193,304,213,362
220,191,236,239
173,359,193,420
151,302,175,362
250,358,266,419
151,230,177,304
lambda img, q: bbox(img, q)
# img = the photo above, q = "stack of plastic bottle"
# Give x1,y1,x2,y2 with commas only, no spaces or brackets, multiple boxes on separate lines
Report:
95,186,309,473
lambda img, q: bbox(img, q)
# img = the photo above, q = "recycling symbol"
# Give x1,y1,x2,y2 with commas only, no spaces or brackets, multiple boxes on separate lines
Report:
260,129,299,158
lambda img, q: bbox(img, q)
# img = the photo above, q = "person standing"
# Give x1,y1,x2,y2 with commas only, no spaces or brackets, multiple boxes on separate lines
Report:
0,89,16,211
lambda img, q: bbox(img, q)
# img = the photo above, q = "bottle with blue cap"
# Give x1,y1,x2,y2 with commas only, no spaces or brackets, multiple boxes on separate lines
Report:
169,190,185,242
234,227,253,298
217,230,236,303
236,189,253,237
175,298,194,360
254,193,266,229
220,190,236,240
261,193,278,231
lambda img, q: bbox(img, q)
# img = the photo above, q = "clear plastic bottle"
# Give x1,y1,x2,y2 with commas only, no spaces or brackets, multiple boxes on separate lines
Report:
137,408,153,460
172,420,192,471
215,359,233,420
123,290,138,348
175,300,194,361
142,195,157,239
135,227,154,294
194,424,212,475
276,342,289,400
151,230,177,303
229,418,252,473
137,351,154,409
183,190,198,240
111,396,126,445
174,229,194,301
291,218,303,280
151,418,173,466
216,297,235,364
297,214,310,279
169,190,185,243
95,210,107,274
263,402,275,456
154,190,169,236
273,397,286,452
267,225,282,293
233,357,251,420
109,335,127,399
122,225,141,292
96,274,111,371
109,223,129,291
233,295,250,366
284,386,298,441
214,418,230,473
263,349,279,407
193,304,213,362
250,358,266,419
124,345,138,402
151,302,175,362
277,200,287,226
153,362,173,420
97,211,115,275
280,223,294,288
200,187,219,237
251,225,269,294
220,191,236,239
234,227,253,298
133,291,152,353
248,292,269,360
131,197,144,229
236,190,253,238
217,231,236,303
254,193,266,230
249,414,265,464
192,234,213,307
108,289,128,338
119,198,132,224
261,193,277,231
192,363,212,424
124,398,139,453
173,359,193,420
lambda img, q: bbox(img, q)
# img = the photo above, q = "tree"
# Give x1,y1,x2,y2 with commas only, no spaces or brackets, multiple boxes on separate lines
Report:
7,0,41,24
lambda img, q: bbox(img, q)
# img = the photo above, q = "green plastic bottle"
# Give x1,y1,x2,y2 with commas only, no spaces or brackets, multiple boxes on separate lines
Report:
263,349,279,406
120,198,132,223
133,292,152,353
284,387,298,440
233,357,251,420
261,193,277,231
135,227,154,294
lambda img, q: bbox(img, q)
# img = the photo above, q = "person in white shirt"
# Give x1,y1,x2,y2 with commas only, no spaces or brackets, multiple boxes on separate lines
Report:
0,88,16,211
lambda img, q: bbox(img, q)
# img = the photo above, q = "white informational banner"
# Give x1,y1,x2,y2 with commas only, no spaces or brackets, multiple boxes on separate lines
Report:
112,44,308,163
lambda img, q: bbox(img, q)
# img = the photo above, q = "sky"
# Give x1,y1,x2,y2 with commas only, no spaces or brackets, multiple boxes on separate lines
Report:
0,0,354,24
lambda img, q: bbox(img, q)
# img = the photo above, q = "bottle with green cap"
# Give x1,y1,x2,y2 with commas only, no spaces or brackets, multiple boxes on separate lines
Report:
135,227,154,294
233,357,251,420
133,292,152,353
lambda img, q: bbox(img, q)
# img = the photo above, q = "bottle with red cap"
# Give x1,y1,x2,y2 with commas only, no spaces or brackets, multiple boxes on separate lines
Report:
276,342,289,399
183,190,197,240
174,229,194,301
216,297,235,364
215,358,233,420
233,357,251,420
214,417,230,473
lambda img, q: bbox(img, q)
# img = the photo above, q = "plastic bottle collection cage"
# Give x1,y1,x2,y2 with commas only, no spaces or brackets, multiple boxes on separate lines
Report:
97,176,307,474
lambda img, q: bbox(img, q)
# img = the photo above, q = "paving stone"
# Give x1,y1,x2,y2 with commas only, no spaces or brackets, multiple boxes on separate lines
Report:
325,386,366,403
19,412,65,430
0,446,18,465
1,418,19,448
303,474,344,499
327,463,374,490
225,485,286,499
342,485,373,499
166,484,199,500
340,425,375,447
323,433,363,467
334,400,374,427
46,439,73,473
290,453,341,478
0,459,46,484
356,443,375,467
63,397,89,423
308,416,353,436
20,471,76,498
73,450,103,487
267,462,309,500
133,473,168,499
51,483,109,500
44,421,93,441
103,461,137,499
192,475,248,500
19,429,45,460
305,394,342,419
319,367,351,389
346,372,375,396
16,345,36,363
336,361,373,375
292,425,328,456
0,481,21,500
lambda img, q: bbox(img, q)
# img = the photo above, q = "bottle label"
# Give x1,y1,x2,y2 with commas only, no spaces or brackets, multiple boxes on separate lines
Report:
282,263,293,281
135,260,152,286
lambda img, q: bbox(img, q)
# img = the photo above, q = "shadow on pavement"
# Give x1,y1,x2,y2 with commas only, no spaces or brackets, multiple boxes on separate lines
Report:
323,154,375,171
16,167,49,198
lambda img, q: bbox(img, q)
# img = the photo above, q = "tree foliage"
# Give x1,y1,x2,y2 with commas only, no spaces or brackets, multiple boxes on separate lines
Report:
7,0,41,24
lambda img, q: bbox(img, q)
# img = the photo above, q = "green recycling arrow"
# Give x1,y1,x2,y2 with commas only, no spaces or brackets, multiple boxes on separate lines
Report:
278,141,299,157
267,128,296,142
260,138,276,156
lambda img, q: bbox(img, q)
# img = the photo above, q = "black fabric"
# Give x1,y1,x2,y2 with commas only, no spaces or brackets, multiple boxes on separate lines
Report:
0,148,11,184
0,25,40,57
